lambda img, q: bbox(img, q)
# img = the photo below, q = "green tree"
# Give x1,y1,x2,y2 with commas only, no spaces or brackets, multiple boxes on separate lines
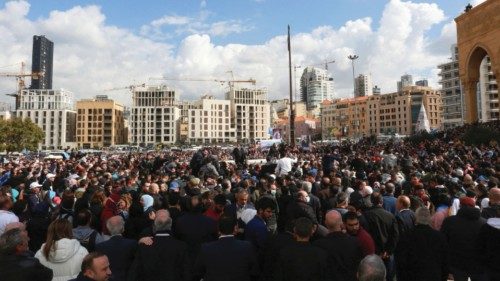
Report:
0,117,44,152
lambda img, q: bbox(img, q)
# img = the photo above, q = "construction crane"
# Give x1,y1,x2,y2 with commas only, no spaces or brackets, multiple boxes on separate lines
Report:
0,62,44,109
149,75,256,91
102,83,146,92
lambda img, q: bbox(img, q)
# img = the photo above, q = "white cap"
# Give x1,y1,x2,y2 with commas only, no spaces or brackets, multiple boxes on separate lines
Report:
29,182,43,189
46,173,56,178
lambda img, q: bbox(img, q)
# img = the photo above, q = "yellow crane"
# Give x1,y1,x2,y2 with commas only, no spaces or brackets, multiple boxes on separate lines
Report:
0,62,44,109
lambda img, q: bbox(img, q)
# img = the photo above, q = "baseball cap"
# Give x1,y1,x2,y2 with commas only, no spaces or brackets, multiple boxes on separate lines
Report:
460,196,476,208
30,182,43,189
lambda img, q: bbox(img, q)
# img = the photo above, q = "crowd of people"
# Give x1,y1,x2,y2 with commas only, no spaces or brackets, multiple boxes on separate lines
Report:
0,122,499,281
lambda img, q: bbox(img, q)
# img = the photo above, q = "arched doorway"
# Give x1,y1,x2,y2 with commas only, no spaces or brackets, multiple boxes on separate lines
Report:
455,0,500,123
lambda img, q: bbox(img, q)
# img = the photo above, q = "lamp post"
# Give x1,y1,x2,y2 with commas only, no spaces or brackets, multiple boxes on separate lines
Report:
348,55,359,97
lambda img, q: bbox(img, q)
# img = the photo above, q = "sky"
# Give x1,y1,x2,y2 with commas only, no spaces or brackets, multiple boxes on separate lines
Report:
0,0,488,107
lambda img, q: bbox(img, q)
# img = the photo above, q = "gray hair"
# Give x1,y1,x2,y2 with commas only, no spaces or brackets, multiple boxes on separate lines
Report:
106,216,125,236
0,228,24,255
154,209,172,233
415,207,431,225
358,254,386,281
301,181,312,193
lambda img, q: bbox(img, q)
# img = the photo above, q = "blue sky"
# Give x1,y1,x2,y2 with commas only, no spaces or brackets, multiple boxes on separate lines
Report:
0,0,487,105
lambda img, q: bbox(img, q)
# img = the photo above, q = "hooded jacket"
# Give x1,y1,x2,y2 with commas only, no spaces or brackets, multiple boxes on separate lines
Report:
478,217,500,275
441,206,486,273
35,238,89,281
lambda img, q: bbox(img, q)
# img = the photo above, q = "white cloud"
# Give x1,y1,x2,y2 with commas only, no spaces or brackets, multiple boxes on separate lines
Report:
0,0,454,107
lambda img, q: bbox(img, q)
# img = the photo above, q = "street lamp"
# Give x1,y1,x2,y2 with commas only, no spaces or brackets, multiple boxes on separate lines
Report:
348,54,359,97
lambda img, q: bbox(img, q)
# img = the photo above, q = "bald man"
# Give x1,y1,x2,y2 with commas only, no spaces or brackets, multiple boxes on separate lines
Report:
95,216,137,281
395,195,416,237
482,187,500,219
314,210,363,281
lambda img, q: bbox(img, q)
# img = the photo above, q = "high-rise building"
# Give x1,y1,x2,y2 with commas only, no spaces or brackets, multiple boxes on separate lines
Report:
14,89,76,150
415,79,429,87
31,35,54,90
354,74,373,97
438,44,464,130
300,67,335,113
187,95,236,144
477,55,499,121
226,87,270,142
130,85,180,145
397,74,413,92
373,85,381,95
321,86,442,138
76,96,125,148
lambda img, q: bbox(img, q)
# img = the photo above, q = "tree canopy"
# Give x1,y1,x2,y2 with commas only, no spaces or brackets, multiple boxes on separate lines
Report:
0,117,44,152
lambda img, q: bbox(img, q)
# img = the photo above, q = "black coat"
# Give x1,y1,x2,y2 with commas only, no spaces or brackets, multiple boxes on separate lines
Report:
313,232,363,281
395,209,416,237
194,236,259,281
363,206,399,255
274,241,328,281
395,224,448,281
441,206,486,273
129,234,191,281
174,212,217,264
477,219,500,277
0,253,53,281
260,232,295,281
286,200,318,225
95,235,137,281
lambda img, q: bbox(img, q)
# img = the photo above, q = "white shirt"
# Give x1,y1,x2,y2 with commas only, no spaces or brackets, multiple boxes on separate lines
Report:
275,157,297,176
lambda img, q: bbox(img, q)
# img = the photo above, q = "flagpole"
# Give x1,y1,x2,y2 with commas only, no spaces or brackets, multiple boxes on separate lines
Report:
288,25,295,147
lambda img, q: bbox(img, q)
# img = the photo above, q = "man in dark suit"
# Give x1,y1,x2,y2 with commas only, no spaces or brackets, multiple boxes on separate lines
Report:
129,209,191,281
194,215,259,281
395,195,416,237
314,210,363,281
275,217,328,281
395,207,448,281
363,192,399,281
95,216,137,281
175,195,218,264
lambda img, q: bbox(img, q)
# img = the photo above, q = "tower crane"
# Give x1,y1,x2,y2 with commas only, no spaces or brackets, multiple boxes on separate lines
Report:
0,62,44,110
149,76,256,91
102,83,146,92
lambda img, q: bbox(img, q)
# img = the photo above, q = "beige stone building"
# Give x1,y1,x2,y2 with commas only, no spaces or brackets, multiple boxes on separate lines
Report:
176,100,196,143
321,86,442,139
187,95,236,144
226,88,270,143
76,95,125,148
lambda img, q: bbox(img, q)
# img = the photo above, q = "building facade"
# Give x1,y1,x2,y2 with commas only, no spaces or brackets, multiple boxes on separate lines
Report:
275,116,320,142
416,79,429,87
130,85,180,145
438,44,464,130
397,74,413,92
14,89,76,150
76,96,125,148
300,67,335,113
355,74,373,97
226,88,270,143
477,55,499,121
176,100,196,143
321,86,442,139
187,96,235,144
30,35,54,90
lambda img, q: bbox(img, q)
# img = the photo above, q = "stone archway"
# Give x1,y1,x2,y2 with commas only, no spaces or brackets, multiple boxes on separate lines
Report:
455,0,500,123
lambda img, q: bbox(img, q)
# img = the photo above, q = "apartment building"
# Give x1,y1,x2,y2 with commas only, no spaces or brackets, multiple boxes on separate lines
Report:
76,95,125,148
438,44,464,130
130,85,180,145
187,95,236,144
14,89,76,150
355,74,373,97
226,87,270,142
176,100,196,143
477,56,499,121
300,67,335,113
321,86,442,138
